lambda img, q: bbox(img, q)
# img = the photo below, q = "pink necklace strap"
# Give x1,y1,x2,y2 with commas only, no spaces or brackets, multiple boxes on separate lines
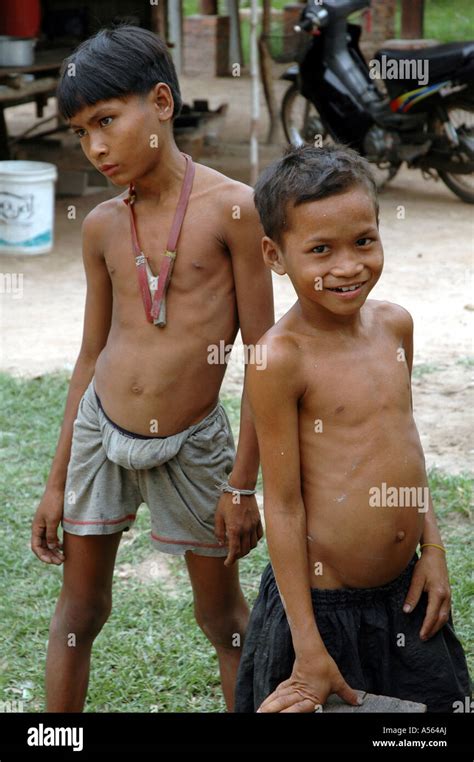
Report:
124,153,195,326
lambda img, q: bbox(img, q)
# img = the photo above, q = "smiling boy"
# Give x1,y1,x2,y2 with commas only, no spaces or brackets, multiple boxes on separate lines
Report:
235,144,470,713
30,25,273,711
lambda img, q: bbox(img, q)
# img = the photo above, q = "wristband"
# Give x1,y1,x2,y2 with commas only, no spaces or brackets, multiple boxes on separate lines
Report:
217,481,257,496
420,543,446,553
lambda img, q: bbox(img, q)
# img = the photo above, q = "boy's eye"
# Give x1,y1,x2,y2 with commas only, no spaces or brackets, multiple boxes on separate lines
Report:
74,128,86,139
312,244,328,255
100,116,113,127
356,237,372,246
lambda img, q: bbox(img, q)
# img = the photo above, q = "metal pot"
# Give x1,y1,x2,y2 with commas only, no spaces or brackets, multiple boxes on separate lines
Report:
0,37,36,68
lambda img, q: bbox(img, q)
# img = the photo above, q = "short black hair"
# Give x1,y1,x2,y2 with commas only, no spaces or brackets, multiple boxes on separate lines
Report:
56,24,182,121
254,144,379,245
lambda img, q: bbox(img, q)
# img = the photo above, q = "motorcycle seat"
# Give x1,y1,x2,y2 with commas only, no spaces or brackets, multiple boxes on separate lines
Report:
376,41,474,83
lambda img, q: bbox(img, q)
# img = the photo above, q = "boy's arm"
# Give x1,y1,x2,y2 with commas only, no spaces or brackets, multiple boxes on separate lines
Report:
215,187,274,565
224,186,274,487
247,339,359,712
31,208,113,565
397,307,451,639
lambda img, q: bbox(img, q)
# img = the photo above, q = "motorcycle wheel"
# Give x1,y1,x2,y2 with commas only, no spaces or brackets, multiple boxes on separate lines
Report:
281,83,399,189
281,83,328,147
435,104,474,204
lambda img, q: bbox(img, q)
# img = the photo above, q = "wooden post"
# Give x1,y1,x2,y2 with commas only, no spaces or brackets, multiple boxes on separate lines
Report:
168,0,183,74
0,108,10,159
259,0,279,144
150,0,168,39
250,0,260,185
200,0,218,14
226,0,243,67
401,0,424,39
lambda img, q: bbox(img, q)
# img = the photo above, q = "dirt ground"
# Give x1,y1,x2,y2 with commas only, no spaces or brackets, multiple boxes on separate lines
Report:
1,71,473,475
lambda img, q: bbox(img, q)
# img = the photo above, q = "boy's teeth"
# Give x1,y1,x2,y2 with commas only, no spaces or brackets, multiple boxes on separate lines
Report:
332,283,361,292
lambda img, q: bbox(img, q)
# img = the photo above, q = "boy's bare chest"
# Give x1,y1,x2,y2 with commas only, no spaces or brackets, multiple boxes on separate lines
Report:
104,201,231,299
299,334,412,428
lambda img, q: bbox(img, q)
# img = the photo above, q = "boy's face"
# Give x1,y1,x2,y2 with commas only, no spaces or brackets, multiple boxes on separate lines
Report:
263,185,383,319
68,86,173,185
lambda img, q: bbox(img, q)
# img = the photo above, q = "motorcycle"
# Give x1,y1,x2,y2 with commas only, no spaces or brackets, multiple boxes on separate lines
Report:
280,0,474,202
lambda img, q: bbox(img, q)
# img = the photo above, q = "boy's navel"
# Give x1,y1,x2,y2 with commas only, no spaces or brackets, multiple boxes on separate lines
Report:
396,530,406,542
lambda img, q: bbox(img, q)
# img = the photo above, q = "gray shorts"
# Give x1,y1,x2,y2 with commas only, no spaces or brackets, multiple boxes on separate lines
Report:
62,379,235,556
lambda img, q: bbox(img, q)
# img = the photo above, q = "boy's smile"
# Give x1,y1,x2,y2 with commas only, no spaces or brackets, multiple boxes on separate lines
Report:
324,281,369,299
263,185,383,323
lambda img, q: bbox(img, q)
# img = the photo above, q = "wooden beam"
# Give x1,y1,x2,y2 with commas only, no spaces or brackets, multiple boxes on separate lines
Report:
150,0,168,39
259,0,278,144
262,0,271,36
0,108,10,159
258,39,278,144
401,0,424,39
200,0,218,14
168,1,183,73
250,0,260,184
226,0,243,66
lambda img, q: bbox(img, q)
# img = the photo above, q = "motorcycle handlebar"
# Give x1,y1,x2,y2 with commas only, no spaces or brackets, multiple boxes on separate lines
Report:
294,7,329,33
296,0,371,32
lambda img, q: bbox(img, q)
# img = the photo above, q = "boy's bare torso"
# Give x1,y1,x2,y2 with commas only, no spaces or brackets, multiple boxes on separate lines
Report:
92,164,240,436
270,299,426,589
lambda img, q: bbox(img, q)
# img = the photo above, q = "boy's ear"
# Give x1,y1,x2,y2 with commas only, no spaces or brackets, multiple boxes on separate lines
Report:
262,236,287,276
150,82,174,121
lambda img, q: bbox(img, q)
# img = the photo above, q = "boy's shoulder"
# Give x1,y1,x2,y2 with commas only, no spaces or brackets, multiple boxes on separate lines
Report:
252,309,303,373
79,196,123,260
255,300,414,366
366,299,413,335
81,193,124,232
194,162,256,212
82,165,256,226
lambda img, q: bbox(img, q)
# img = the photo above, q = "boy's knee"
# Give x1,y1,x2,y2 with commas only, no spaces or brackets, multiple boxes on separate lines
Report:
53,594,112,641
194,603,248,650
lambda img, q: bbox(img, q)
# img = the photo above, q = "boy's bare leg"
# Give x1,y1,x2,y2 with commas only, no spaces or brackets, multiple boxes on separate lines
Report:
185,552,249,711
45,532,122,712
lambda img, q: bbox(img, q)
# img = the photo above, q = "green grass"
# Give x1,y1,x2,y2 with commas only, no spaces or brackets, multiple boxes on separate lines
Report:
412,363,442,378
396,0,473,42
457,356,474,368
0,372,471,712
0,372,268,712
412,356,474,377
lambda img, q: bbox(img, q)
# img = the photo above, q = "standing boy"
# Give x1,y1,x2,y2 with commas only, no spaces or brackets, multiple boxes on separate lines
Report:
235,144,470,713
31,25,273,712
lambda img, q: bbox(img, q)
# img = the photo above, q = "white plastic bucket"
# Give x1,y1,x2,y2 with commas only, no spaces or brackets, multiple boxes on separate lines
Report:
0,161,58,255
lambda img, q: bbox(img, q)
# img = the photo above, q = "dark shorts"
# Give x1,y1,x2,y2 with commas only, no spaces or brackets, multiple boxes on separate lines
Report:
235,556,471,712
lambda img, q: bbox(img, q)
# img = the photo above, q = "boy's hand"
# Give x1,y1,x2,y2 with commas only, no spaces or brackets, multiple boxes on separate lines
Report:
403,549,451,640
214,493,263,566
31,487,65,565
257,653,360,713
